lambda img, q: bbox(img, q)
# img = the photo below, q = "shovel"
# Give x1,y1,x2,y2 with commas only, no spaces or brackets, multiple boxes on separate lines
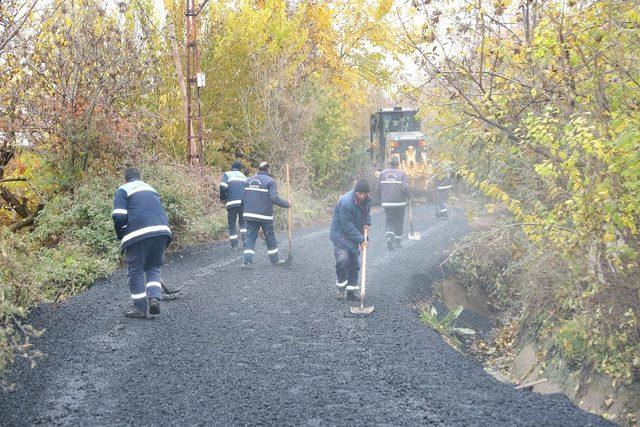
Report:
350,228,374,315
161,280,181,294
408,200,421,240
161,280,181,301
282,163,293,267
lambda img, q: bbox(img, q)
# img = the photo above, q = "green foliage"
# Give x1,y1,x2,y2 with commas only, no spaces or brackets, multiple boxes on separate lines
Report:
413,0,640,383
140,163,228,246
556,321,589,367
420,305,475,350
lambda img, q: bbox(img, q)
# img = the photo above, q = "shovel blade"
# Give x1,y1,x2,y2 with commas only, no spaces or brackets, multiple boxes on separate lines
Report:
161,280,182,295
350,305,374,315
282,253,293,267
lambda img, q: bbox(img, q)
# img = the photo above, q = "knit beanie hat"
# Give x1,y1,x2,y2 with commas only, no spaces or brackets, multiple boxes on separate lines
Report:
355,179,370,193
124,167,141,182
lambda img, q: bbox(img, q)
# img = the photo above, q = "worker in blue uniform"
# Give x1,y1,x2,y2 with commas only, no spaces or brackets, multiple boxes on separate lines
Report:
112,167,171,318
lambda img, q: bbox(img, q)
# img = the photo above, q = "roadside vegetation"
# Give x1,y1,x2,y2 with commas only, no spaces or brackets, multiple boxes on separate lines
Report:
401,0,639,419
0,0,396,374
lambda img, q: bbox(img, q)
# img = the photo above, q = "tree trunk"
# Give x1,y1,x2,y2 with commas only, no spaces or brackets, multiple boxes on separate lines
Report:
169,21,189,121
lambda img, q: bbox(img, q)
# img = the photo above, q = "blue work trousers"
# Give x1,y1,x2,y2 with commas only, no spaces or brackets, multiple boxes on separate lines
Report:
384,207,405,240
125,236,168,311
244,220,279,264
436,188,449,214
227,206,246,247
334,245,360,289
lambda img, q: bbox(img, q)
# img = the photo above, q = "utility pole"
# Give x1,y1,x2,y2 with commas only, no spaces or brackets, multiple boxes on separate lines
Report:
185,0,209,166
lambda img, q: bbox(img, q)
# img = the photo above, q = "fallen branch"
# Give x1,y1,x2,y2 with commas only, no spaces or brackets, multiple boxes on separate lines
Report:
7,203,43,231
0,177,27,184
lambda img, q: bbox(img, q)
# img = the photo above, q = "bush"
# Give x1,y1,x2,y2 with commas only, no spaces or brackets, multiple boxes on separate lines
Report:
138,163,226,246
447,211,640,383
0,230,43,378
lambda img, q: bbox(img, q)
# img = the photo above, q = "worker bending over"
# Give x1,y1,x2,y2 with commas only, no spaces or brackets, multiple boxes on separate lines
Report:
112,167,172,319
330,179,371,301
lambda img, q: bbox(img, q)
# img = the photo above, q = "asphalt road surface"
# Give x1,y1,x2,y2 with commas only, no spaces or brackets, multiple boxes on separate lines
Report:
0,205,610,426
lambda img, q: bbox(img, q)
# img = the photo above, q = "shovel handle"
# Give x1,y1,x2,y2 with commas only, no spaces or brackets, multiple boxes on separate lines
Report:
360,228,368,303
286,164,292,248
408,200,415,235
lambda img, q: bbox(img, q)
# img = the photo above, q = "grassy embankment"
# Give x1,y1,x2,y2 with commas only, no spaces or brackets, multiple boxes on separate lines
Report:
419,191,639,425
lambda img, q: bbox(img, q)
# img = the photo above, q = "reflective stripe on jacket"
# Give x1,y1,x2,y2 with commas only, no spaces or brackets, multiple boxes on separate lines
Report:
220,169,247,208
378,168,409,207
242,171,289,222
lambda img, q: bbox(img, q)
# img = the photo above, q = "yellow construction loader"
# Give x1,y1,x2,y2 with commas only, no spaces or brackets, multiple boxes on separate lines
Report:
369,107,433,196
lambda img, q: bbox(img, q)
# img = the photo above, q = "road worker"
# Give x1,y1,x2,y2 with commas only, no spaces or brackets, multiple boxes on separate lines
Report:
241,162,291,268
378,156,410,250
330,179,371,301
112,167,172,318
220,161,248,248
434,162,454,218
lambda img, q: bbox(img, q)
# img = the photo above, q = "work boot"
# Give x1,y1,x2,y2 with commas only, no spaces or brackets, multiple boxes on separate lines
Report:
231,240,238,248
124,307,147,319
336,287,346,300
272,260,286,267
395,237,403,248
346,290,361,301
386,237,394,251
149,298,160,315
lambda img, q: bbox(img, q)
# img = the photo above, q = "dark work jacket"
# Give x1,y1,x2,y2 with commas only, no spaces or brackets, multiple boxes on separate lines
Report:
378,167,409,207
434,175,454,190
242,171,289,222
330,190,372,253
220,169,247,209
112,179,171,251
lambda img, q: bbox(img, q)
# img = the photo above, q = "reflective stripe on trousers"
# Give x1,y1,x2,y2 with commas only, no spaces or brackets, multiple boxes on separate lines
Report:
125,236,167,310
244,220,279,264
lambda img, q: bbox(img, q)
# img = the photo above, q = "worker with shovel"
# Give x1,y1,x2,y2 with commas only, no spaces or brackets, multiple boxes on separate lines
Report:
219,160,247,248
330,179,372,301
378,156,410,250
241,162,291,268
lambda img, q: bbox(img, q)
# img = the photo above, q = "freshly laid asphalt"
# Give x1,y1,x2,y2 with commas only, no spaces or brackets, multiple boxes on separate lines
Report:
0,205,610,426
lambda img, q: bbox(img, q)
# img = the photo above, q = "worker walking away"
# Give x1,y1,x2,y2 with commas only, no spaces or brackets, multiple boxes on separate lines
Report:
241,162,291,268
112,167,172,319
330,179,371,301
378,156,409,250
434,162,454,218
220,161,247,248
